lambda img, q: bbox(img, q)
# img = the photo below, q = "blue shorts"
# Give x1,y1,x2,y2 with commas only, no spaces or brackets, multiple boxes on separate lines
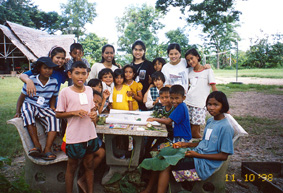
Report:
66,138,99,159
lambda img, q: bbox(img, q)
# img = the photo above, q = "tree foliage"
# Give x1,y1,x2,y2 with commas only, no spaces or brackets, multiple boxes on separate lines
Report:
0,0,63,33
60,0,97,38
116,4,165,62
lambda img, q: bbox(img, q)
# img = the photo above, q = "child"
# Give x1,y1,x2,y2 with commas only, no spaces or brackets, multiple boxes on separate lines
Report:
77,90,106,193
55,61,99,193
109,69,133,111
147,85,192,143
131,40,155,110
98,68,114,113
123,64,143,111
152,57,166,72
66,43,91,86
87,78,103,94
145,71,165,111
15,57,60,160
185,48,217,138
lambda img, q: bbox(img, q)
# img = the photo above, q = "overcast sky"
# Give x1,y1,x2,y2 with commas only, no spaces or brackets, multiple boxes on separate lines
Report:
32,0,283,51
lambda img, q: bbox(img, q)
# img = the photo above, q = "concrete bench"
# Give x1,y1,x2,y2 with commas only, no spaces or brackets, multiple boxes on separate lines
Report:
7,118,72,193
168,114,248,193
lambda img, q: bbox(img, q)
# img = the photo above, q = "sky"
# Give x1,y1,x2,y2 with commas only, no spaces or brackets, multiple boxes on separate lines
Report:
32,0,283,51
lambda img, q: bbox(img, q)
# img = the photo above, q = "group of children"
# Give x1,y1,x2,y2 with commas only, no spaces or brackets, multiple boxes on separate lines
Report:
14,40,234,193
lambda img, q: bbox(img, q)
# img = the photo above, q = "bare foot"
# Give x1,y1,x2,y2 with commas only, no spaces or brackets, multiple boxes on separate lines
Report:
77,176,87,193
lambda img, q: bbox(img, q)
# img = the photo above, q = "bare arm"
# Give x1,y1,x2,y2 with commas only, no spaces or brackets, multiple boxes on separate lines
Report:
19,74,36,97
147,117,172,125
211,84,217,92
185,151,229,161
14,93,26,118
49,96,57,111
128,101,133,111
173,141,200,148
133,90,143,102
55,109,88,119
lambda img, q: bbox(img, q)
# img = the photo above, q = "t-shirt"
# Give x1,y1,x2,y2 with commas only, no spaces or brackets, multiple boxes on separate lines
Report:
125,81,143,111
109,85,133,110
24,69,67,92
169,102,192,140
131,60,154,111
161,58,189,93
66,58,90,86
56,86,97,144
186,69,216,108
193,117,234,180
88,62,118,80
21,74,58,108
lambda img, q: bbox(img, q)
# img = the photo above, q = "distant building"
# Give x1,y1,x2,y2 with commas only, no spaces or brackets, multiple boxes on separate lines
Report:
0,21,75,74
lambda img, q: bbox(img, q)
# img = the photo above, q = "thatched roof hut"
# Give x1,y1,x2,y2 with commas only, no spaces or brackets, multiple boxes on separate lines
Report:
0,21,75,74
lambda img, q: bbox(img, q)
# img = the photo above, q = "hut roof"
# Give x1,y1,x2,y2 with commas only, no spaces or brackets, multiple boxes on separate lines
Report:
1,21,75,61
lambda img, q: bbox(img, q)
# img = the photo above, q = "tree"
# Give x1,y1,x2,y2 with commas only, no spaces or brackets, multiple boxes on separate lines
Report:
116,4,164,62
156,0,241,69
60,0,97,39
0,0,63,33
79,33,108,65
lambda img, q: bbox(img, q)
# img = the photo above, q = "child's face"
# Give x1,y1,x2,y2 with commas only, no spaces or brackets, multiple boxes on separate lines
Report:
185,54,199,68
132,45,145,60
92,84,102,93
154,60,163,71
168,49,181,64
114,75,124,85
160,92,171,107
68,67,88,87
70,49,84,59
52,52,66,68
39,64,53,79
102,47,114,63
153,78,164,89
124,67,134,81
170,93,185,108
101,73,113,86
206,98,223,117
93,94,102,111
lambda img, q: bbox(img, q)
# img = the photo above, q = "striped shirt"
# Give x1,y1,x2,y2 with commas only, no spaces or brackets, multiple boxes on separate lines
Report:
21,74,58,108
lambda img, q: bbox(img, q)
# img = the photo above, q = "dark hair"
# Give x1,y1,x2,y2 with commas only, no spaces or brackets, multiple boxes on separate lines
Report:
31,61,45,75
159,87,170,95
113,69,124,79
167,43,181,55
131,40,146,62
206,91,229,113
98,68,114,80
93,89,102,98
100,44,118,66
69,61,87,72
48,46,66,59
169,85,185,96
70,43,83,52
123,64,137,80
88,78,102,87
152,57,166,67
151,71,165,83
185,48,201,68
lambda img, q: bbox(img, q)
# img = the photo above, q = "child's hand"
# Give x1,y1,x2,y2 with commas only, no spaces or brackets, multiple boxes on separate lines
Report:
203,64,211,69
127,91,133,97
74,109,88,118
88,111,97,122
147,118,155,122
185,150,198,157
153,97,160,105
26,80,36,97
103,90,110,99
14,112,21,118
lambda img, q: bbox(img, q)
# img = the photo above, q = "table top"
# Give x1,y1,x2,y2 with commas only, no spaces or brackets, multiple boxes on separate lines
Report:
96,124,168,137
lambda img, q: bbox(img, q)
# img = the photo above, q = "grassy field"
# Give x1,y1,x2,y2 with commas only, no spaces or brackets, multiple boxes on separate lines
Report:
214,68,283,79
0,76,282,159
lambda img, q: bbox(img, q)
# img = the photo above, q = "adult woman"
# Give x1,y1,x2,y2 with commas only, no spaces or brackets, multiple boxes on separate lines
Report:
88,44,119,80
131,40,155,111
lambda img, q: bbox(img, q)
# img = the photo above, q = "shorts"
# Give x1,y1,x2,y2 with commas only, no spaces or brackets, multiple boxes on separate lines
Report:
172,157,201,182
66,138,99,159
21,102,60,132
187,105,206,125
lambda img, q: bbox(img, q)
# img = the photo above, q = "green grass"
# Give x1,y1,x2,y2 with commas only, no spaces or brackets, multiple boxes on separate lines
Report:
0,77,24,158
214,68,283,79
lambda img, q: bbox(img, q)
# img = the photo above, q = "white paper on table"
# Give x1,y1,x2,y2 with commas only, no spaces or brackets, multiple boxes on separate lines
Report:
109,109,153,116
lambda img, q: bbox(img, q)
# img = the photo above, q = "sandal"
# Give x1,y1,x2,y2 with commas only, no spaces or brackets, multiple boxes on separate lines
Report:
42,152,56,161
28,147,41,157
